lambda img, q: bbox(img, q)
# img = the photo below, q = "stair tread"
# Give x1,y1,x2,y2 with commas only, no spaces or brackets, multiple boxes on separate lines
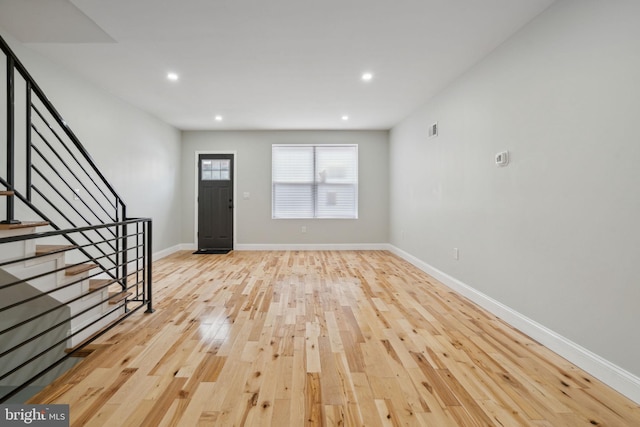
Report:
0,220,49,230
108,291,132,304
65,263,97,276
0,191,15,196
36,244,76,256
89,279,111,291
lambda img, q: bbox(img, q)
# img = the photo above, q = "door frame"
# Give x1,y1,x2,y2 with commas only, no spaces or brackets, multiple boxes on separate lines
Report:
193,150,237,249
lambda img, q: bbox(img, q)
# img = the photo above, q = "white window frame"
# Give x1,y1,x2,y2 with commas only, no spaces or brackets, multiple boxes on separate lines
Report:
272,144,358,219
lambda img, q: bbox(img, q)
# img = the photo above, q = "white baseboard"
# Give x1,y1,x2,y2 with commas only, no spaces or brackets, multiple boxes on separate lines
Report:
235,243,391,251
388,245,640,405
153,244,192,261
179,243,197,251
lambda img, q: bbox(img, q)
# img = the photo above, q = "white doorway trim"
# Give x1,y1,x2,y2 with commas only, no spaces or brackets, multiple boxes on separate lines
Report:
193,150,238,249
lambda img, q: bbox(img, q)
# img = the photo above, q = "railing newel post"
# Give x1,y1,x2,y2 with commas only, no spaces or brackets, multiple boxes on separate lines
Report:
26,81,32,201
2,55,19,224
122,205,127,292
145,220,154,313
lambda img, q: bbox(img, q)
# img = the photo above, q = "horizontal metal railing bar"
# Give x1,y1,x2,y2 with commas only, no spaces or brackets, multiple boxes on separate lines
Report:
31,158,118,239
0,229,144,269
0,35,126,212
0,245,79,269
0,247,143,300
0,241,130,295
0,246,145,311
0,255,111,294
31,105,118,211
0,264,117,312
0,218,150,245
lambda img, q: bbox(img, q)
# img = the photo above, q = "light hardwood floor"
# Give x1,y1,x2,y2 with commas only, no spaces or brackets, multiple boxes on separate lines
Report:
30,250,640,426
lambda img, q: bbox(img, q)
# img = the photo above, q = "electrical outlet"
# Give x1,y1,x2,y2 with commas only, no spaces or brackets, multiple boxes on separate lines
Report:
453,248,459,260
495,151,509,167
301,226,307,233
73,188,80,200
428,122,438,138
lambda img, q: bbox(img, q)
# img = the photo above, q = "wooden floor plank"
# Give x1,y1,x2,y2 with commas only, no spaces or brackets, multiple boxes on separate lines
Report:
27,250,640,426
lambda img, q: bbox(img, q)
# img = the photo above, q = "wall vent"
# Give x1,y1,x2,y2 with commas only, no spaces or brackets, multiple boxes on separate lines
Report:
428,122,438,138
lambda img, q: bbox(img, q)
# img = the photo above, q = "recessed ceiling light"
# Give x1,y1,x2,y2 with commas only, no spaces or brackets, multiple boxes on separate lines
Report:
361,72,373,82
215,115,223,121
167,72,179,81
341,115,349,121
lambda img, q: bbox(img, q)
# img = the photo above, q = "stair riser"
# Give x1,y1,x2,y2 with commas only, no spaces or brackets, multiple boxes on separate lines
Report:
4,260,62,295
0,227,42,263
67,301,108,336
68,289,109,316
0,240,36,265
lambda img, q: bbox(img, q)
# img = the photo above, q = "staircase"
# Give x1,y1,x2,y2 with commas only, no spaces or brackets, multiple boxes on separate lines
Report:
0,34,153,403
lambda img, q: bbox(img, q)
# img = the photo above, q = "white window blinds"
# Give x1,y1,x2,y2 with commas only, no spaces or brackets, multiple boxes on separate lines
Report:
272,144,358,219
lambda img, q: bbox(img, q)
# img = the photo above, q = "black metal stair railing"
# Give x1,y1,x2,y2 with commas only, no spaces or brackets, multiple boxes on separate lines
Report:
0,32,155,403
1,33,129,287
0,219,153,403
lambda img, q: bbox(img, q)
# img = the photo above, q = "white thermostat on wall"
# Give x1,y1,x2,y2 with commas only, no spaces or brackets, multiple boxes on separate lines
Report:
495,151,509,167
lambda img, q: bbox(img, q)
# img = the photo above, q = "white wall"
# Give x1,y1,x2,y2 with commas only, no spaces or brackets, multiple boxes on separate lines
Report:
181,130,389,247
1,30,182,252
390,0,640,381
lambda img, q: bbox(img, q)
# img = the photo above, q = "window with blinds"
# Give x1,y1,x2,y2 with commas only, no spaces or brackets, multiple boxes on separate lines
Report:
272,144,358,219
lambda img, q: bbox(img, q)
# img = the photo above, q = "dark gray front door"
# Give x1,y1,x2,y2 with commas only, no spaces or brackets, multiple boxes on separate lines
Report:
198,154,233,251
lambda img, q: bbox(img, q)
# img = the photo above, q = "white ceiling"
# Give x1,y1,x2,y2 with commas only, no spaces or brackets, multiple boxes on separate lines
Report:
0,0,556,130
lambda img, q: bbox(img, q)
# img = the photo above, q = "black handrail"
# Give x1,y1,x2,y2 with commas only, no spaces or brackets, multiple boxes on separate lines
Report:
0,217,148,244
